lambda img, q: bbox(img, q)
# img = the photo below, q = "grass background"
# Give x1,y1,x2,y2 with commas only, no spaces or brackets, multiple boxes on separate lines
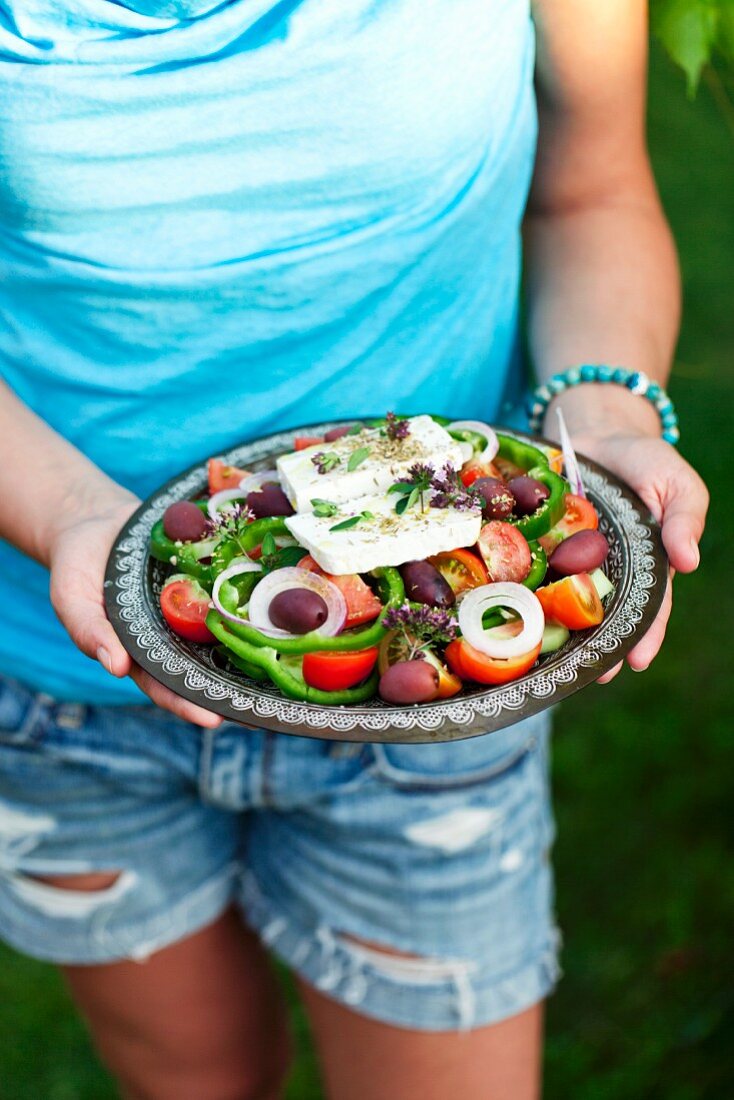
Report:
1,42,732,1100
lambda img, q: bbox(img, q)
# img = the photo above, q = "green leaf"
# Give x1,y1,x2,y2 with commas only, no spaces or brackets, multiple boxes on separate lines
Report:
395,495,410,516
717,5,734,60
651,0,718,94
274,545,308,567
329,514,363,532
388,481,415,494
406,486,420,511
310,498,339,517
261,532,277,557
347,446,371,472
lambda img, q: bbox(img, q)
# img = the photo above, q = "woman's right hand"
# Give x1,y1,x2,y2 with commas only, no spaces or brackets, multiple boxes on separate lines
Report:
48,482,222,728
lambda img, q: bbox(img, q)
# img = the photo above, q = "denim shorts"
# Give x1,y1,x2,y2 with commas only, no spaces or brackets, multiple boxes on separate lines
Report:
0,673,560,1032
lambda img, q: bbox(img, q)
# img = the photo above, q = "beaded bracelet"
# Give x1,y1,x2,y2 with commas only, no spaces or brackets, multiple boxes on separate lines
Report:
526,365,680,445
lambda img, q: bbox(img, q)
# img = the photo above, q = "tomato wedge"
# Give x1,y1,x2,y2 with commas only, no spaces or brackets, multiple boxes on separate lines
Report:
445,638,541,685
536,573,603,630
294,436,324,451
298,554,382,627
302,648,379,692
539,494,599,554
460,459,503,487
378,630,462,699
428,548,489,596
208,458,250,495
477,521,532,583
160,577,215,643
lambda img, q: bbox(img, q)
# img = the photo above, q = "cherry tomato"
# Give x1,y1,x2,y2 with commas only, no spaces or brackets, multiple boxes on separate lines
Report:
460,459,503,487
445,638,541,685
294,435,325,451
536,573,604,630
160,577,215,643
207,458,250,495
302,648,379,692
428,549,489,596
297,555,382,627
539,494,599,554
378,630,462,699
477,521,532,583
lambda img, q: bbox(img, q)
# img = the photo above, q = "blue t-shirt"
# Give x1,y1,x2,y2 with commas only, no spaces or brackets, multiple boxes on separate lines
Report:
0,0,537,702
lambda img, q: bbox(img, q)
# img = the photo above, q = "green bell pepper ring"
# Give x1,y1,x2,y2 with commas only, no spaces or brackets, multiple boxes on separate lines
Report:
207,566,405,656
507,466,568,541
495,432,551,473
522,541,548,591
208,618,379,704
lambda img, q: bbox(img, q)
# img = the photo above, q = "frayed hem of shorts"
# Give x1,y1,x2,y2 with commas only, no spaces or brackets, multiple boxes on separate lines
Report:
0,863,238,966
239,871,562,1032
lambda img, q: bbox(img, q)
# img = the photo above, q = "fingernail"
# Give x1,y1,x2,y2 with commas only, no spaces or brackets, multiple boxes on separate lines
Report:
631,664,648,673
689,539,700,568
97,646,112,673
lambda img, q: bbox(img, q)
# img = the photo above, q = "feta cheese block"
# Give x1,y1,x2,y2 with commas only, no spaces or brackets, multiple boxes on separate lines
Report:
284,493,483,575
276,415,466,513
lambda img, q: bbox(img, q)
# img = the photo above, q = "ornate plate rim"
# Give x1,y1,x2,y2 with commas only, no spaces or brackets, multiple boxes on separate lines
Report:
104,421,668,743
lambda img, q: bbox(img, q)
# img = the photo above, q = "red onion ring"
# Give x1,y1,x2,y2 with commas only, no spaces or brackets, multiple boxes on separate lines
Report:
207,488,248,521
448,420,500,464
239,469,280,494
247,567,347,639
458,582,544,659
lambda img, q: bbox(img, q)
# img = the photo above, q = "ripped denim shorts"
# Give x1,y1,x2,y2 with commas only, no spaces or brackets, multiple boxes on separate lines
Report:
0,673,560,1032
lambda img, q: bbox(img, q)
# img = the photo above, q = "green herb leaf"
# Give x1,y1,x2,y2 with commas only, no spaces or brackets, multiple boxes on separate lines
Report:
274,545,309,568
388,481,416,495
406,486,421,511
347,423,364,435
651,0,717,95
311,498,339,518
329,515,363,532
329,510,374,532
347,446,371,472
395,496,410,516
261,532,277,558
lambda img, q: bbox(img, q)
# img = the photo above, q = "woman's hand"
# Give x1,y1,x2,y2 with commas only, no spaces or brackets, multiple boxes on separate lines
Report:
47,482,222,727
570,428,709,683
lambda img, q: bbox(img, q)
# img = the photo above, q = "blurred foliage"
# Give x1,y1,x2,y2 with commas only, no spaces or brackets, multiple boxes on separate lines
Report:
0,36,733,1100
651,0,734,96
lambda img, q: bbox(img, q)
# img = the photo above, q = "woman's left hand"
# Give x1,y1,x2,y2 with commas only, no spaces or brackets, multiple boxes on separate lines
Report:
569,431,709,683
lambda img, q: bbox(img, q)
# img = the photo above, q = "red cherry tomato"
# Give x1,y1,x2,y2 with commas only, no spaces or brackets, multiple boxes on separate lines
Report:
428,548,489,595
476,521,532,583
207,458,250,495
536,573,604,630
539,494,599,554
460,460,503,487
160,577,215,643
297,555,382,627
302,648,379,692
445,638,541,685
294,436,325,451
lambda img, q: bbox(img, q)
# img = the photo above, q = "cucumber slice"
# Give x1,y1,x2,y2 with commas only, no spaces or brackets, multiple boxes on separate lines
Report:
541,621,570,654
589,568,615,602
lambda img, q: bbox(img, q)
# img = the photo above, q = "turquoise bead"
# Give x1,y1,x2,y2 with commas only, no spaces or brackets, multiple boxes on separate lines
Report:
526,365,679,447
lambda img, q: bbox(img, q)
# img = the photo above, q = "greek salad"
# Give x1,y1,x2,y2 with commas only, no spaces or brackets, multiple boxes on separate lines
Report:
149,414,614,707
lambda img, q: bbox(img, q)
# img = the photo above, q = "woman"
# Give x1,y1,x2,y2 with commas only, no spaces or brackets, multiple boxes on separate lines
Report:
0,0,708,1097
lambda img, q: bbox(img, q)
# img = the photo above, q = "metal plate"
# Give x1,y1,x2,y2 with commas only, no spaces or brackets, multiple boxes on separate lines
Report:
104,421,668,743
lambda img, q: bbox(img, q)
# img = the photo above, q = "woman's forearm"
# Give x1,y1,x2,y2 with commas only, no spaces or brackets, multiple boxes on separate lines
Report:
0,378,136,566
524,187,681,443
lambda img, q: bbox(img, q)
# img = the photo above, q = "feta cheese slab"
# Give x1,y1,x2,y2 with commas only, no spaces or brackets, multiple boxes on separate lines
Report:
284,492,482,575
276,415,466,513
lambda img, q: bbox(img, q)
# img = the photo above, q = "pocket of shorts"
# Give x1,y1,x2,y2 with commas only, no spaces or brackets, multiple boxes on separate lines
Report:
0,676,50,745
370,717,545,792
